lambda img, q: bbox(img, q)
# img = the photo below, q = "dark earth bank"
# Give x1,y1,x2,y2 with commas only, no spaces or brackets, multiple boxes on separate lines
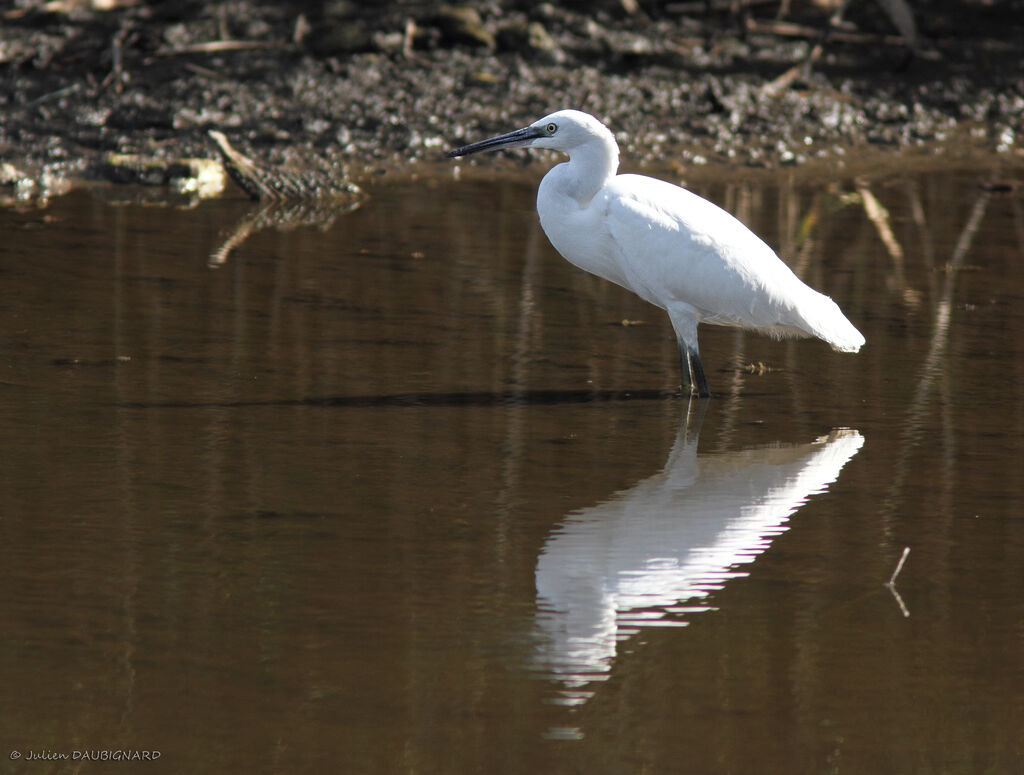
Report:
2,0,1023,200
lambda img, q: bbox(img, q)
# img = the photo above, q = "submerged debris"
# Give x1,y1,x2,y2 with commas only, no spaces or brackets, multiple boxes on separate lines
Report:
743,361,776,375
98,153,225,197
204,132,366,265
209,130,361,202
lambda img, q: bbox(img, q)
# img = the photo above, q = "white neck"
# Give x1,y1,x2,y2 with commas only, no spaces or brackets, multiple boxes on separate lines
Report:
558,132,619,206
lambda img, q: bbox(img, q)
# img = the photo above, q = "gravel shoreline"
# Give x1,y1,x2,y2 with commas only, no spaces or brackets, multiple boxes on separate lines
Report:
2,1,1022,200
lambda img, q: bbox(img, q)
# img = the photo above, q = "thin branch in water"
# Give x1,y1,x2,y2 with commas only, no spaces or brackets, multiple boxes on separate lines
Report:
885,546,911,618
887,585,910,618
887,545,910,586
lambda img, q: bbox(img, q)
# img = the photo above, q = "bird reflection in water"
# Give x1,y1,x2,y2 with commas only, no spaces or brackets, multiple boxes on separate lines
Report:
533,405,864,706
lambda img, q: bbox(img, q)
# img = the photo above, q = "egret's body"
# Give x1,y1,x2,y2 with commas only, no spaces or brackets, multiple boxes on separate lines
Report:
448,109,864,397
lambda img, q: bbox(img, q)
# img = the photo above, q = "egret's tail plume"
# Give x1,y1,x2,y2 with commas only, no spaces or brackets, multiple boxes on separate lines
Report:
828,330,865,353
802,294,865,353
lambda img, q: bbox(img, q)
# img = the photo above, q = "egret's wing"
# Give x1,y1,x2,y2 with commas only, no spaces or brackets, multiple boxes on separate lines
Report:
603,176,804,328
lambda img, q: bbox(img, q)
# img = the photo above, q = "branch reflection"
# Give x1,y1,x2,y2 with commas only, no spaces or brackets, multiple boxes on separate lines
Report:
208,195,364,267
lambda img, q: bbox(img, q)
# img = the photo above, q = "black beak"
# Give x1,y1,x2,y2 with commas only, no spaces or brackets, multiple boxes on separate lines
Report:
447,125,543,158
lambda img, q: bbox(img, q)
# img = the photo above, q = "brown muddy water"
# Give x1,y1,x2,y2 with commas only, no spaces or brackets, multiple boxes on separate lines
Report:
1,162,1023,773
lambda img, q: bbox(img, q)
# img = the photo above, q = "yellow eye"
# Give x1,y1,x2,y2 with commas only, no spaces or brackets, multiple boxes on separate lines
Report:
545,122,557,135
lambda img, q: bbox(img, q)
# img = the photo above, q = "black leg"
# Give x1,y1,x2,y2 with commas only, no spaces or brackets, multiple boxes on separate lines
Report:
677,342,711,398
688,348,711,399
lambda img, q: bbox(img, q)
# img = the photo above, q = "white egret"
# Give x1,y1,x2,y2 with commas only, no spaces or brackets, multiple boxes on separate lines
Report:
447,109,865,398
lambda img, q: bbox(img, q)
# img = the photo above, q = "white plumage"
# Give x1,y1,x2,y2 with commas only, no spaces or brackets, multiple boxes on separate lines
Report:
449,109,864,397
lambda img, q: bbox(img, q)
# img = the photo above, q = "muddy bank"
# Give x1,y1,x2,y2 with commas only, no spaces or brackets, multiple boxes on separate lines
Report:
1,0,1023,200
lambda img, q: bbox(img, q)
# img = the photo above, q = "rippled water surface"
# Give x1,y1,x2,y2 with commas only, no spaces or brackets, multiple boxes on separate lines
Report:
2,162,1023,773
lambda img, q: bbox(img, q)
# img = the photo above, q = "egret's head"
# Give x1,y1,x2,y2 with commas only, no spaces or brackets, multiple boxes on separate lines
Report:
447,110,615,158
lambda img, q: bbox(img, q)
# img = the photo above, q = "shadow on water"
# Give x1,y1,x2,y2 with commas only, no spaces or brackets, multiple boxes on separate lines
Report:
116,388,679,409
